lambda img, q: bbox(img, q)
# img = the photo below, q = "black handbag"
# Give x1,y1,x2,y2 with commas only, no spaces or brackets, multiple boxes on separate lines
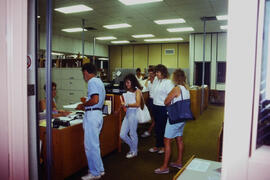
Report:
167,89,194,124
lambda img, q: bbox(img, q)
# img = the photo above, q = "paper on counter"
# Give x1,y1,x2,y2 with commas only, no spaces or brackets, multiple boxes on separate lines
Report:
58,116,73,121
63,102,81,109
69,119,83,126
186,159,210,172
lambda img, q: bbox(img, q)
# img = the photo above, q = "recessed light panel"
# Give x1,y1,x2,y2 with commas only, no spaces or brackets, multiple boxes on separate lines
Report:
103,23,131,29
154,18,185,25
62,28,85,32
216,15,228,21
111,40,130,44
132,34,154,38
55,5,93,14
96,36,117,40
220,25,228,30
167,27,194,32
99,58,109,60
144,37,183,42
119,0,163,5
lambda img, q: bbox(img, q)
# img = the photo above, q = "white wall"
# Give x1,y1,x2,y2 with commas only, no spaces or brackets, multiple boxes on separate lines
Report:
189,32,227,90
40,32,109,57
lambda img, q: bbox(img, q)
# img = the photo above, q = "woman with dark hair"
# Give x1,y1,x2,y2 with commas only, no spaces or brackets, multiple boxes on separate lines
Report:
120,73,142,159
39,82,70,118
149,64,174,154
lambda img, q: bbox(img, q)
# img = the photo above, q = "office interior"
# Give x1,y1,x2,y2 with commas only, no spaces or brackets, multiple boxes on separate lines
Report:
1,0,270,179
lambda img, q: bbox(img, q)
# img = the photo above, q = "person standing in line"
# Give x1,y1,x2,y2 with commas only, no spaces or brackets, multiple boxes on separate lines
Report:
135,68,143,81
155,69,190,174
149,64,174,154
77,63,105,180
120,74,142,158
141,66,156,138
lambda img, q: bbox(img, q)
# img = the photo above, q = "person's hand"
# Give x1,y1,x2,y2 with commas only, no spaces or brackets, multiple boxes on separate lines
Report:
61,111,71,116
80,97,86,104
76,103,85,111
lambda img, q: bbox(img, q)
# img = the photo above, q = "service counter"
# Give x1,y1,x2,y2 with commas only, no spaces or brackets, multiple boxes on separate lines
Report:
40,94,122,180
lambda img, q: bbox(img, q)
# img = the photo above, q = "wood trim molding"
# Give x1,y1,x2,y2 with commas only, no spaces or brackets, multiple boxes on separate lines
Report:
0,0,29,179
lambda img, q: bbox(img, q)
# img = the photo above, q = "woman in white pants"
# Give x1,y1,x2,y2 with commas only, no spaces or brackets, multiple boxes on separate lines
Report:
120,73,142,158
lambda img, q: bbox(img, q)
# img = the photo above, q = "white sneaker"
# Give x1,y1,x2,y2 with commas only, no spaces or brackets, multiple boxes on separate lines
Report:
88,170,105,176
141,131,150,138
81,173,101,180
126,152,137,158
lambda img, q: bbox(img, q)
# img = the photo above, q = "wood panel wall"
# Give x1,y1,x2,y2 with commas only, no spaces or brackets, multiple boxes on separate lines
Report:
109,43,189,74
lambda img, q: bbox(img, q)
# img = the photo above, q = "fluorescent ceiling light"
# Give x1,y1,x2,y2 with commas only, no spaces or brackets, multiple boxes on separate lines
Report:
144,37,183,42
99,58,109,60
103,23,131,29
216,15,228,21
154,18,185,25
167,27,194,32
220,25,228,30
132,34,155,38
62,28,86,32
96,36,117,40
54,5,93,14
51,52,64,56
119,0,163,5
111,40,130,44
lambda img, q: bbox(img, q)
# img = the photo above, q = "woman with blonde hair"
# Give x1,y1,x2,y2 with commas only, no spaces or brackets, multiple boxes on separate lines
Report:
155,68,190,174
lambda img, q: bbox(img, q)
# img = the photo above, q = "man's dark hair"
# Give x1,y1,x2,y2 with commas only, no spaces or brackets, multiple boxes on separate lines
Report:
123,73,142,91
82,63,97,75
136,68,141,73
148,65,155,73
43,82,56,91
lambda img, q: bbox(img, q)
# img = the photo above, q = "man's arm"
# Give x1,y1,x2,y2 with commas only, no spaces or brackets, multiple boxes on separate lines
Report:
84,94,99,106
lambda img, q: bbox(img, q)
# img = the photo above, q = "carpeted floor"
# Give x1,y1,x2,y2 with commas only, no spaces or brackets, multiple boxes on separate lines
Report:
66,105,224,180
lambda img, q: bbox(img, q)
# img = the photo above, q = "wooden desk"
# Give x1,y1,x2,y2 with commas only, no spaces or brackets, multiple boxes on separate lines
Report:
190,86,209,119
190,88,202,119
40,114,120,180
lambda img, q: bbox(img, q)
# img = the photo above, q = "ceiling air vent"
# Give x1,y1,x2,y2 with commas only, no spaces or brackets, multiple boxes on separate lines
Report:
165,49,175,55
129,40,137,43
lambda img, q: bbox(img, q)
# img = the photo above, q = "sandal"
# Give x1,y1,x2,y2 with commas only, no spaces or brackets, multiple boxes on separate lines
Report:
154,168,169,174
169,162,182,169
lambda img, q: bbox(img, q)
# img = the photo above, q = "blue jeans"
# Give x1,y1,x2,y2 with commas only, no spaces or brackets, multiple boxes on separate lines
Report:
120,108,138,153
153,105,167,148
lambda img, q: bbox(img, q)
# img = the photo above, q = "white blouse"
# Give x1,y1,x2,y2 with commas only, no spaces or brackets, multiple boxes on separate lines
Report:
146,80,154,98
122,91,137,109
152,78,174,106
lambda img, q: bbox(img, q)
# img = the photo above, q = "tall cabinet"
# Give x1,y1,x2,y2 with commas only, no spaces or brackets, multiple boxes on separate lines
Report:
38,68,87,110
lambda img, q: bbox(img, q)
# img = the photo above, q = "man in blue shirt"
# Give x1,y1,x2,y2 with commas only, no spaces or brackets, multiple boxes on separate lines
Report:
78,63,105,180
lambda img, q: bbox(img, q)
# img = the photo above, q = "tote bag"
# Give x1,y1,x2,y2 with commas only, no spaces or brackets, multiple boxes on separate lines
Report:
137,91,151,124
167,90,194,124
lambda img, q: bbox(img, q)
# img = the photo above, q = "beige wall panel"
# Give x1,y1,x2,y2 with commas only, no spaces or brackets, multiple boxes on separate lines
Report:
109,46,122,72
134,45,148,72
162,44,178,68
178,43,189,68
149,44,161,66
122,45,134,68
